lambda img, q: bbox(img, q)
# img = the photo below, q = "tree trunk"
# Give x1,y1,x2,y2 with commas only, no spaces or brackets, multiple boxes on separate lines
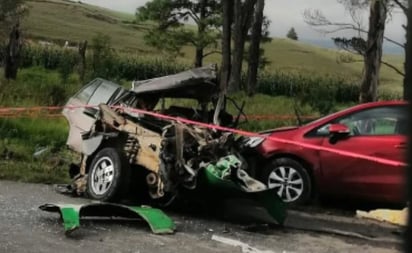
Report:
228,0,256,93
194,0,207,67
405,1,412,251
195,47,203,67
219,0,233,93
4,23,21,80
246,0,265,97
78,40,88,81
359,0,387,103
228,0,243,93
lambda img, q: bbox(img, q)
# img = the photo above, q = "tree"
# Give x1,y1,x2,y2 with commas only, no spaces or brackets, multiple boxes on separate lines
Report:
359,0,388,102
219,0,232,93
4,23,21,79
0,0,25,36
228,0,257,92
304,0,391,102
392,0,410,100
286,27,298,40
246,0,265,96
136,0,221,67
1,0,26,79
219,0,270,94
78,40,88,81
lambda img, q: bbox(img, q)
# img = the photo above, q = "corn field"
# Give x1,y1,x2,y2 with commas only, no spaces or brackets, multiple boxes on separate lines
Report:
2,44,401,105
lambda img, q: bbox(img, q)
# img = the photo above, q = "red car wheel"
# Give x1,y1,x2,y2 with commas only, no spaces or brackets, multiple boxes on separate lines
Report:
263,157,312,205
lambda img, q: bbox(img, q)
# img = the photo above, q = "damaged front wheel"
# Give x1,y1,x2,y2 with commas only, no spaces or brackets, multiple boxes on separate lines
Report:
87,147,131,202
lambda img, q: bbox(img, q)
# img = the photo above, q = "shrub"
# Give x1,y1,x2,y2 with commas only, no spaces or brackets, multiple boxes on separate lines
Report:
58,49,78,83
90,33,114,79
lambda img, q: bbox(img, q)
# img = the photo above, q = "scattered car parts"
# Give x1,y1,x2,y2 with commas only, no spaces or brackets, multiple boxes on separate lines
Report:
39,203,176,235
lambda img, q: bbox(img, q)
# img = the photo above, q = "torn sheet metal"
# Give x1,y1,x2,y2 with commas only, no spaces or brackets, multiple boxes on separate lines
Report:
39,203,176,235
199,155,287,225
131,65,217,99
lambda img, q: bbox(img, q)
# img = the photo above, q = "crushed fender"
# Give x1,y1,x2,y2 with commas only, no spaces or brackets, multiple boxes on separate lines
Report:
39,203,176,235
198,155,287,225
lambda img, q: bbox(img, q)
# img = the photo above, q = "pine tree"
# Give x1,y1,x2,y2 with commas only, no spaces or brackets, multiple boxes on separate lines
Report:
286,27,298,40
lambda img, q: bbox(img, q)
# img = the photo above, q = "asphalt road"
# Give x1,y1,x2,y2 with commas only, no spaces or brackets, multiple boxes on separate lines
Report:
0,180,404,253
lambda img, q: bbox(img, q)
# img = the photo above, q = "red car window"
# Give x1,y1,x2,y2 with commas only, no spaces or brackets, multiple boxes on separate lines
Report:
337,106,407,136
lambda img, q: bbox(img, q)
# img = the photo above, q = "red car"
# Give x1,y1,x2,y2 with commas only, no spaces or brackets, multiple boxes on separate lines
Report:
244,101,408,205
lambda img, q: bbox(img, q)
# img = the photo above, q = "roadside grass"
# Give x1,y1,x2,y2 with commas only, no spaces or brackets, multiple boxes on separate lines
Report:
0,67,75,183
0,117,72,183
0,67,81,106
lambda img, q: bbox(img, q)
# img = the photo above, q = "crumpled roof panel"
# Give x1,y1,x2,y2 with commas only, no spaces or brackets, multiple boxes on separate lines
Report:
131,65,218,100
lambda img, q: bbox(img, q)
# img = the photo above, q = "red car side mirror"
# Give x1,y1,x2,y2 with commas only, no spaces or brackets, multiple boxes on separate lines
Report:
329,123,350,135
329,123,350,144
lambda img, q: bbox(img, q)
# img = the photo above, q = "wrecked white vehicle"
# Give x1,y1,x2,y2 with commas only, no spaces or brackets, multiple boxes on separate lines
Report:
61,66,286,224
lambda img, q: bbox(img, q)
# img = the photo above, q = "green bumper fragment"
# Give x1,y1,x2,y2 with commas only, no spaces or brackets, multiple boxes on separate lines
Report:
39,203,176,235
200,155,287,225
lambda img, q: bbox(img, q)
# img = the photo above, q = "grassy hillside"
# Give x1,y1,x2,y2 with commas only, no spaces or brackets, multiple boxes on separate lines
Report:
21,0,404,93
23,0,149,53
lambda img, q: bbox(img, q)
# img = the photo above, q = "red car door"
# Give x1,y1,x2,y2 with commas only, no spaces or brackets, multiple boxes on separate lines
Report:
318,105,407,204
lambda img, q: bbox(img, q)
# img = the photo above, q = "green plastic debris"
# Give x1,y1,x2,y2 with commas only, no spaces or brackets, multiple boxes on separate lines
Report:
59,207,81,232
200,155,287,225
39,203,176,235
128,206,176,234
205,155,238,178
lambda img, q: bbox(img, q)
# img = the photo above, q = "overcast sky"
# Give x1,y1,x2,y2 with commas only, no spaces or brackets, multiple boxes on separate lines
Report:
80,0,406,47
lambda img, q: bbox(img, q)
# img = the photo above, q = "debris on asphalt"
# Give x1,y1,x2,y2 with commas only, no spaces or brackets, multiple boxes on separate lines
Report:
39,202,176,235
211,235,274,253
356,207,408,226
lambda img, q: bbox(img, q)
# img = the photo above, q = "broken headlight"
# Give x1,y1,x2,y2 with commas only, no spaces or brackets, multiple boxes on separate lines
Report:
242,136,266,148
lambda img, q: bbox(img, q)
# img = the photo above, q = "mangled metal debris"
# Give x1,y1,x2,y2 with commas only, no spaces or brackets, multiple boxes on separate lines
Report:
199,155,287,224
39,203,176,235
59,65,286,227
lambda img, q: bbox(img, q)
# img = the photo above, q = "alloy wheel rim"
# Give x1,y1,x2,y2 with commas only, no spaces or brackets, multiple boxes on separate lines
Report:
91,156,115,195
268,166,304,202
